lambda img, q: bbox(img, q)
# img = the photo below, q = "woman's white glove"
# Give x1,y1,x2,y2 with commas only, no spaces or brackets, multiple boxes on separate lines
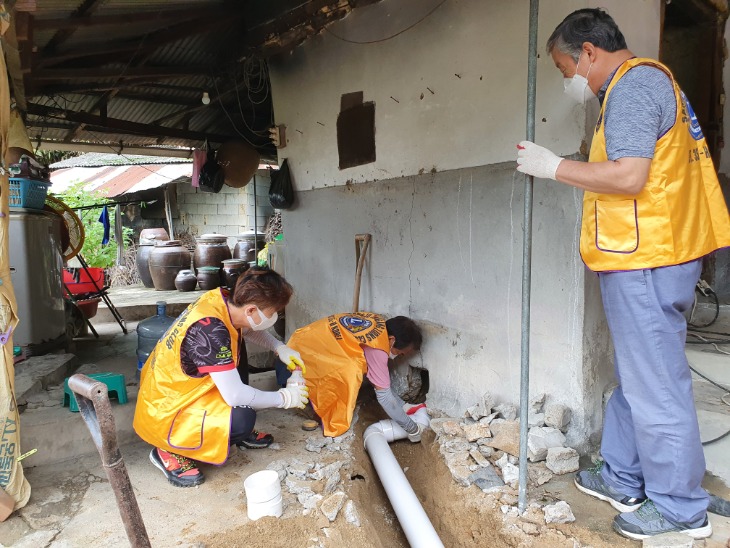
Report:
516,141,563,180
278,384,309,409
407,422,425,443
276,344,306,374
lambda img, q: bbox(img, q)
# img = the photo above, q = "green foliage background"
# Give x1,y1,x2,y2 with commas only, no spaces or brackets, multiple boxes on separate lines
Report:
53,180,132,268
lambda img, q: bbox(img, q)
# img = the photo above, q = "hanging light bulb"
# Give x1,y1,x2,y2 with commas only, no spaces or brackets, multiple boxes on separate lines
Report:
201,91,211,105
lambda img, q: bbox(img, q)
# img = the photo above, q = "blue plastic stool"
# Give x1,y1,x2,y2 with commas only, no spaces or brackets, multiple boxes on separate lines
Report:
63,373,128,412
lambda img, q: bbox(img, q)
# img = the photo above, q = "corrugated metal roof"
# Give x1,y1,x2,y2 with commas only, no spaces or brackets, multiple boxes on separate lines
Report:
50,152,193,169
18,1,362,155
50,163,192,197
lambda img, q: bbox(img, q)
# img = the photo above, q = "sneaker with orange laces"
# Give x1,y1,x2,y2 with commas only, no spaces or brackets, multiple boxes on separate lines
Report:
149,448,205,487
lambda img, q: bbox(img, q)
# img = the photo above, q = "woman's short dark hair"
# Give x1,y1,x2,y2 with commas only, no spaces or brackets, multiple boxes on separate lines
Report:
385,316,423,351
231,266,293,311
546,8,627,62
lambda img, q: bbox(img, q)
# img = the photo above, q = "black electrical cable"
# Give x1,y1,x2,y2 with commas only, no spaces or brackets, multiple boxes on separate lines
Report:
689,364,730,446
688,283,720,328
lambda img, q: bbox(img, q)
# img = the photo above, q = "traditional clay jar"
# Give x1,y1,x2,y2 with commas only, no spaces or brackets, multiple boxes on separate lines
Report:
193,233,232,271
136,242,155,288
221,259,249,290
197,266,221,291
233,232,266,263
174,269,197,292
148,240,191,291
139,227,169,242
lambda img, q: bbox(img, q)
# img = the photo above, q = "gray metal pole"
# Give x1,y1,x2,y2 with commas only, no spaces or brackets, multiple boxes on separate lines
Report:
518,0,540,514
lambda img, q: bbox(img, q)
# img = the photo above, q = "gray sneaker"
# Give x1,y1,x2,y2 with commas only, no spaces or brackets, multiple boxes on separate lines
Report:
613,500,712,540
574,462,645,512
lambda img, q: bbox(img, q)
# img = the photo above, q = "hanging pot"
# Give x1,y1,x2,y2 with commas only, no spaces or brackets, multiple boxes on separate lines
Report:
148,240,191,291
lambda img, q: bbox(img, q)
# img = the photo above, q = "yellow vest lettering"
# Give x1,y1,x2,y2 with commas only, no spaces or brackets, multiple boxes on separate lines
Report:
288,313,391,437
133,289,238,465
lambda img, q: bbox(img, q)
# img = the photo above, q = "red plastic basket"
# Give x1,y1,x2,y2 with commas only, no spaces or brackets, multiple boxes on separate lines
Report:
63,268,106,295
8,178,52,210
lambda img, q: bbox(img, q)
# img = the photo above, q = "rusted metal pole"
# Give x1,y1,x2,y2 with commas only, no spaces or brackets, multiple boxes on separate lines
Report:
68,374,151,548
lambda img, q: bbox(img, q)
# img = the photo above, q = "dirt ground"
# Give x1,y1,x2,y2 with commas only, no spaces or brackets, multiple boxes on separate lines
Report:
2,317,730,547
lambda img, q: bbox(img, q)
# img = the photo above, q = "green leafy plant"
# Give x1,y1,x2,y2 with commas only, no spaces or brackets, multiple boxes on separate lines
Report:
53,180,133,268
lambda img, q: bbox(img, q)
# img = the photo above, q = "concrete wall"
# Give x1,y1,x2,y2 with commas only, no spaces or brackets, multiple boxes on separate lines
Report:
269,0,661,448
175,170,273,246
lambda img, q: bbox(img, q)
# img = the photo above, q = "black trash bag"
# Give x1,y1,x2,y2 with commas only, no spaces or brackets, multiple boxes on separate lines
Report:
199,147,224,193
269,159,294,209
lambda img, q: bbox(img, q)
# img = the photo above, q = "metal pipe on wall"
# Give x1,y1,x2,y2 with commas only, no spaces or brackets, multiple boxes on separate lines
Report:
518,0,540,514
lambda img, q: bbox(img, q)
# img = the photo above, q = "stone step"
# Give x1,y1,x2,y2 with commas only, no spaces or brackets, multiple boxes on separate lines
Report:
14,353,79,407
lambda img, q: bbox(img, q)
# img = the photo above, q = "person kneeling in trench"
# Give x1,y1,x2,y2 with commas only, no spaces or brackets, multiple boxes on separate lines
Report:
275,313,424,441
133,267,309,487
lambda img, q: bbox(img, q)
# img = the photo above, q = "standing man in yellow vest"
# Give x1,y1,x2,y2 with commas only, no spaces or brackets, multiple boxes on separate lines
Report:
134,268,309,487
515,8,730,541
276,314,424,440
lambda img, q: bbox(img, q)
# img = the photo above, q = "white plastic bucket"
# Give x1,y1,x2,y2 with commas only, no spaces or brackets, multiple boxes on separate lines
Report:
244,470,283,520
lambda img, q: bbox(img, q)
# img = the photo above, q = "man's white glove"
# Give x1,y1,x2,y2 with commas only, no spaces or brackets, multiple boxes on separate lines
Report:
278,384,309,409
516,141,563,180
276,344,306,374
407,422,425,443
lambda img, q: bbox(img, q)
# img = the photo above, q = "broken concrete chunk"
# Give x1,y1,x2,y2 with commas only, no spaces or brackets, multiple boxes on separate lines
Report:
469,448,490,467
494,403,518,421
481,392,495,414
543,501,575,524
495,453,510,470
478,445,494,458
343,500,361,527
440,420,464,437
439,435,471,454
528,413,545,428
501,462,519,486
527,462,554,486
443,452,472,487
319,492,347,522
479,412,500,425
544,404,572,432
470,465,504,492
642,532,696,547
527,427,566,462
462,422,492,442
487,420,520,457
287,461,313,479
266,460,289,482
285,477,315,496
297,492,323,510
529,393,546,415
310,460,345,481
545,447,580,475
305,436,332,453
466,402,488,421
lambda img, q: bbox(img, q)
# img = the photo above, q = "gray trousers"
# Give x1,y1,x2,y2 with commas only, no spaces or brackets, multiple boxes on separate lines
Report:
598,259,708,523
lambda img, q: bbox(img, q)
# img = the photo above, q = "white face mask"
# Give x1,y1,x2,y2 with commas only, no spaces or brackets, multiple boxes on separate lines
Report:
563,53,595,104
246,307,278,331
388,351,397,360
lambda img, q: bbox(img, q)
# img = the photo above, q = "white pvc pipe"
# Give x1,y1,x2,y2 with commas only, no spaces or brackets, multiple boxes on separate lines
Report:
363,409,444,548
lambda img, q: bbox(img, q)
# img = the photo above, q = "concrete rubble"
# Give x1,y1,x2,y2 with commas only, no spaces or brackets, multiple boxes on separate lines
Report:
429,392,589,533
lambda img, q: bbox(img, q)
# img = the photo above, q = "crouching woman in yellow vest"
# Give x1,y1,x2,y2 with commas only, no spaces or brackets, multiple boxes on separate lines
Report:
134,267,309,487
275,314,425,441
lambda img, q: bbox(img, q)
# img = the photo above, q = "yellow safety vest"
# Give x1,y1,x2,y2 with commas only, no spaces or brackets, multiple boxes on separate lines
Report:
581,58,730,271
287,313,391,437
133,289,238,465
